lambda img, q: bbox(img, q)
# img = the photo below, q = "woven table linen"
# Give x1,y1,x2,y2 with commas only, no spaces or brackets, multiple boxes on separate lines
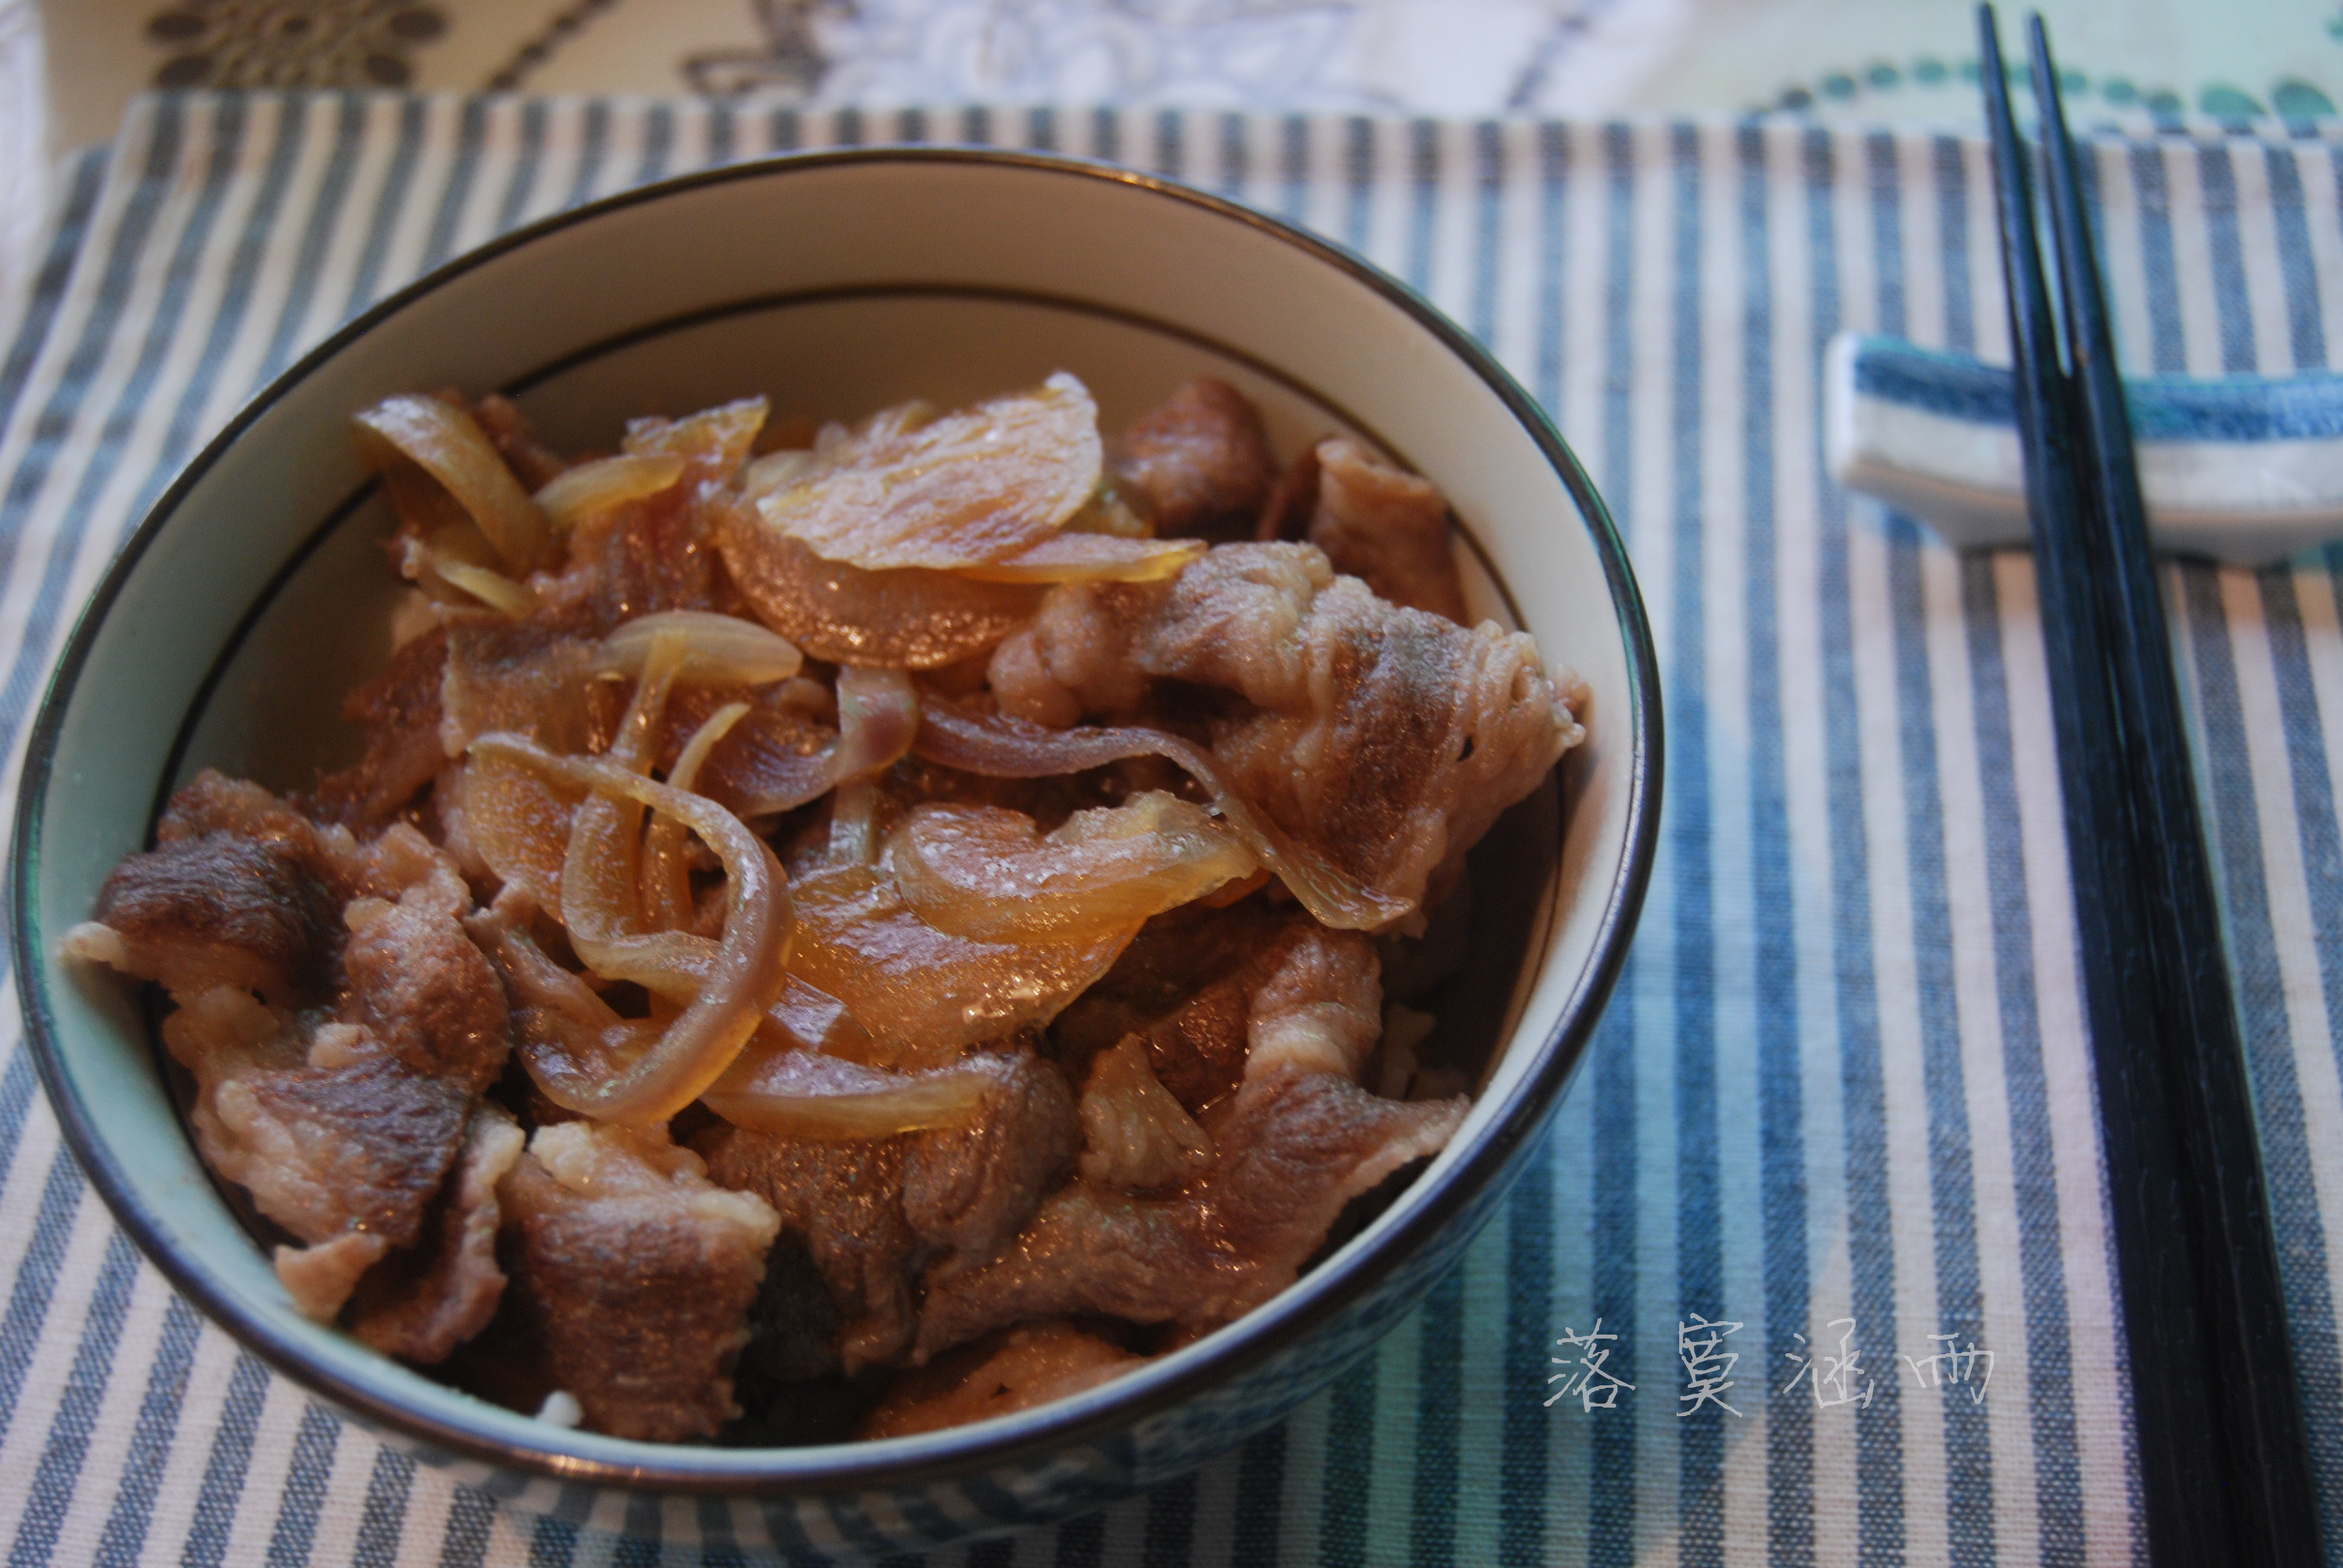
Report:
4,91,2343,1567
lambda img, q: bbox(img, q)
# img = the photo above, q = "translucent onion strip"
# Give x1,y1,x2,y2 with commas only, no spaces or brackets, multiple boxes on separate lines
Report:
703,1041,997,1138
431,555,537,618
458,753,573,911
718,665,918,820
787,861,1129,1061
890,792,1256,943
954,534,1204,584
764,973,875,1059
600,610,804,687
623,396,768,476
559,633,699,999
468,732,792,1123
911,695,1414,932
534,452,686,531
716,506,1044,670
641,700,749,932
354,394,552,572
831,666,918,782
490,922,663,1085
754,374,1101,570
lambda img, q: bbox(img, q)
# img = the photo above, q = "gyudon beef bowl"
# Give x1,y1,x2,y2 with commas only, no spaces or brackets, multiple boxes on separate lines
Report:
13,149,1657,1552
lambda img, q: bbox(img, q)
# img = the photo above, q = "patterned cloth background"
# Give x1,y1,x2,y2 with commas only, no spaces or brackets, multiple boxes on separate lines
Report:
13,0,2343,338
5,88,2343,1566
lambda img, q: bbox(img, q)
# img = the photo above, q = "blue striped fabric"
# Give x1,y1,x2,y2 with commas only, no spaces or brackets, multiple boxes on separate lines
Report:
4,92,2343,1565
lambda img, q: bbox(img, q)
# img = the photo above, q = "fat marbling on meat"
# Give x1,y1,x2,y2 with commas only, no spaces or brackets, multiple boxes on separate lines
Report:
988,541,1582,914
66,773,514,1339
494,1122,780,1442
912,927,1467,1359
698,1047,1080,1375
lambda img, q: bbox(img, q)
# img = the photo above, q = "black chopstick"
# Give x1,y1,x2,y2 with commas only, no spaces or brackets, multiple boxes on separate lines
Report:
1979,10,2322,1563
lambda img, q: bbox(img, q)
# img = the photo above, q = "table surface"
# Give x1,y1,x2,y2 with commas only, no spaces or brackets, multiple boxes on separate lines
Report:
5,8,2343,1568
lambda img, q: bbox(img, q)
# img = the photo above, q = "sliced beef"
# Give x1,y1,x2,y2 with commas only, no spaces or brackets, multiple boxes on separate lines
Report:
221,1049,473,1248
1109,379,1277,543
496,1123,779,1442
916,1074,1460,1358
860,1321,1147,1439
535,482,731,635
1253,441,1320,543
345,1103,525,1363
309,627,450,829
149,985,477,1319
340,876,509,1091
915,930,1464,1359
699,1047,1078,1375
467,391,568,491
1242,922,1383,1082
986,542,1582,912
89,833,342,1006
900,1050,1079,1263
1050,901,1307,1114
699,1129,918,1373
156,768,333,848
437,618,600,756
1076,1039,1214,1194
71,777,514,1334
1306,438,1468,623
735,1232,847,1387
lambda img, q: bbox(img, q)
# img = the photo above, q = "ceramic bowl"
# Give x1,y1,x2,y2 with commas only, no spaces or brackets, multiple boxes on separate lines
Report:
11,148,1659,1557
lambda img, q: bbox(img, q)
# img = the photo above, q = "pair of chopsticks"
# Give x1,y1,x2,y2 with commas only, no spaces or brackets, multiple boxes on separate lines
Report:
1978,10,2322,1563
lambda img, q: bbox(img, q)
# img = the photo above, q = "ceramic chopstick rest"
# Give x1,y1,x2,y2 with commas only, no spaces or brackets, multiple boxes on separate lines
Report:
1823,330,2343,563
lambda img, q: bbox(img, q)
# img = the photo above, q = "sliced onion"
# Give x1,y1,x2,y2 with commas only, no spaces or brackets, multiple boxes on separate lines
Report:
670,701,748,792
1063,483,1152,538
826,780,880,866
832,665,917,780
382,460,473,544
491,922,662,1082
431,554,538,618
707,665,917,820
459,753,575,910
389,492,532,617
714,717,843,817
764,973,875,1059
497,911,871,1077
469,732,791,1123
911,695,1414,932
641,700,749,932
535,452,686,531
623,396,768,477
558,633,709,999
741,448,818,502
600,610,804,687
355,394,552,573
716,505,1044,669
755,374,1100,570
703,1040,997,1138
890,791,1256,943
787,860,1130,1062
955,534,1204,584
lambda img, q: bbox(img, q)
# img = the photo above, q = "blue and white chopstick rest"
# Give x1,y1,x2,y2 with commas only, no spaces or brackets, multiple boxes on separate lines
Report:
1823,331,2343,563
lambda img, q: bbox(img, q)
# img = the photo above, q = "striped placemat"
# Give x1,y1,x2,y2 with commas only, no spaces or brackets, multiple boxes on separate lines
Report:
4,91,2343,1566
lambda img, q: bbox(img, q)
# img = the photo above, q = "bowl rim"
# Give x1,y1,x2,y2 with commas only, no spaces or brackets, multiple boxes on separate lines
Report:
10,144,1662,1496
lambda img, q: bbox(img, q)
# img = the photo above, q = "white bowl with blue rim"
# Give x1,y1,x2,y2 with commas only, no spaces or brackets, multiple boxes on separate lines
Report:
10,149,1660,1557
